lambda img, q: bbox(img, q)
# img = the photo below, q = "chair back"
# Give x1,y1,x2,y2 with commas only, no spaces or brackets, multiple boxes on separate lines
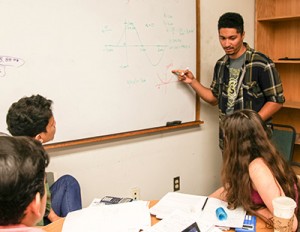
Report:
270,123,296,164
46,172,55,187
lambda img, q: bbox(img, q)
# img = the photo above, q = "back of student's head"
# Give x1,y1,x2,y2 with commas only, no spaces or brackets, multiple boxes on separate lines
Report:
218,12,244,34
222,109,280,166
222,109,271,156
0,136,49,225
6,94,53,137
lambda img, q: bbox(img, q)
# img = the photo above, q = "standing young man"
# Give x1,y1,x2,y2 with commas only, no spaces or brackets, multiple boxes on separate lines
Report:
172,12,285,148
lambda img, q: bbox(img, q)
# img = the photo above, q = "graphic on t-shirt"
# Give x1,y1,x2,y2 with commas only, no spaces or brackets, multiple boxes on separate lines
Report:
227,67,240,110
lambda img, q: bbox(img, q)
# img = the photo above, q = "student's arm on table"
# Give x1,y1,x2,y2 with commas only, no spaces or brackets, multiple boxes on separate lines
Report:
209,186,227,201
249,158,298,231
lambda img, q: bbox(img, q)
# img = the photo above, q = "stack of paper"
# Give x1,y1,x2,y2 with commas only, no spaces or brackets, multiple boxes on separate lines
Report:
150,192,207,219
144,209,221,232
62,201,151,232
149,192,246,231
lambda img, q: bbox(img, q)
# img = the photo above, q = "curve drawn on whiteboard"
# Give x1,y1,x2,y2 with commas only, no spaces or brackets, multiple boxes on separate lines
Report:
103,20,168,68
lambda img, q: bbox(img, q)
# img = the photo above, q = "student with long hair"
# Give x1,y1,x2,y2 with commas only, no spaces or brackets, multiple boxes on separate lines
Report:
210,109,299,231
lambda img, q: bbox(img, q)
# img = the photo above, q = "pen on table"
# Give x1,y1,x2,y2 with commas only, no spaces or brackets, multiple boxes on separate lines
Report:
201,197,208,211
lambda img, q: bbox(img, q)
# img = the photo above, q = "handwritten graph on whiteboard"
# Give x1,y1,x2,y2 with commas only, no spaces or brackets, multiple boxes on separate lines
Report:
0,0,197,143
100,1,196,91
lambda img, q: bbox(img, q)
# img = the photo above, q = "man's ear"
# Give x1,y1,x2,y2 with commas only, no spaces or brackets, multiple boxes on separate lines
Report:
22,192,43,226
242,31,245,40
27,192,43,217
34,134,43,143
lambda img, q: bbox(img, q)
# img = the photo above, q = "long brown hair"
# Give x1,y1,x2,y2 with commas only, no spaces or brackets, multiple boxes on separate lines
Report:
221,109,299,222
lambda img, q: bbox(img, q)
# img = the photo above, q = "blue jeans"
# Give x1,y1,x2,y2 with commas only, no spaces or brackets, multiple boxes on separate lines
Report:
50,174,82,217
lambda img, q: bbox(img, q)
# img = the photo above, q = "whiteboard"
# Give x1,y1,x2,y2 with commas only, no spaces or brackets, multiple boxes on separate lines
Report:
0,0,197,144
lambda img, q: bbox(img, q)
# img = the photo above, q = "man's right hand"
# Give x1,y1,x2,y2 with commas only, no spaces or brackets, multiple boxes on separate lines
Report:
171,69,195,84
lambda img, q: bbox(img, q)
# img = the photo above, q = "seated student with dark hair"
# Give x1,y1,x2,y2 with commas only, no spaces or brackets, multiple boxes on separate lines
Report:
0,136,49,231
6,94,82,225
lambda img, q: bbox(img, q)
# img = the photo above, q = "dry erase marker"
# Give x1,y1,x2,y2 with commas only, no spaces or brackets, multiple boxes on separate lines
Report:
173,67,189,76
166,120,182,126
173,71,185,76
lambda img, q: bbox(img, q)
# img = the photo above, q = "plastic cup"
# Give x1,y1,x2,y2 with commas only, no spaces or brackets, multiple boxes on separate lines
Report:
272,196,296,232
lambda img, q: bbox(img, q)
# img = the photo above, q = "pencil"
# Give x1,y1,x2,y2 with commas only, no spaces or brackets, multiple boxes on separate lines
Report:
201,197,208,211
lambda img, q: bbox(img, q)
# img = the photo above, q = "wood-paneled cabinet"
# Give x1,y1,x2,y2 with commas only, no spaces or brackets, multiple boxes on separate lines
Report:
255,0,300,163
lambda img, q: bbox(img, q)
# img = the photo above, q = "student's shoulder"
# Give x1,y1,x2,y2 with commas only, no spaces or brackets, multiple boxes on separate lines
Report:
249,158,274,182
249,157,268,174
248,49,274,64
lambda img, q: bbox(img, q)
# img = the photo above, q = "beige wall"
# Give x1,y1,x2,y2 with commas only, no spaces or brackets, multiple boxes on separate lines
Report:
47,0,255,207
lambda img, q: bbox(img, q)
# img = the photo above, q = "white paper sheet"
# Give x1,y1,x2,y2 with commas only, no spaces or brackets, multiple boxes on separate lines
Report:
149,192,207,219
62,201,151,232
197,197,246,228
149,192,246,228
144,209,221,232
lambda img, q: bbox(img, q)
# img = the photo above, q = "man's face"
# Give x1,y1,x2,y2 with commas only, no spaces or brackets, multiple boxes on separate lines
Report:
39,116,56,143
218,28,245,59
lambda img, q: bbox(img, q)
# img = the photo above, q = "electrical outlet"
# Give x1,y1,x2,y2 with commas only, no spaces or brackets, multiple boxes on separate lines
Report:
173,176,180,191
131,187,140,200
